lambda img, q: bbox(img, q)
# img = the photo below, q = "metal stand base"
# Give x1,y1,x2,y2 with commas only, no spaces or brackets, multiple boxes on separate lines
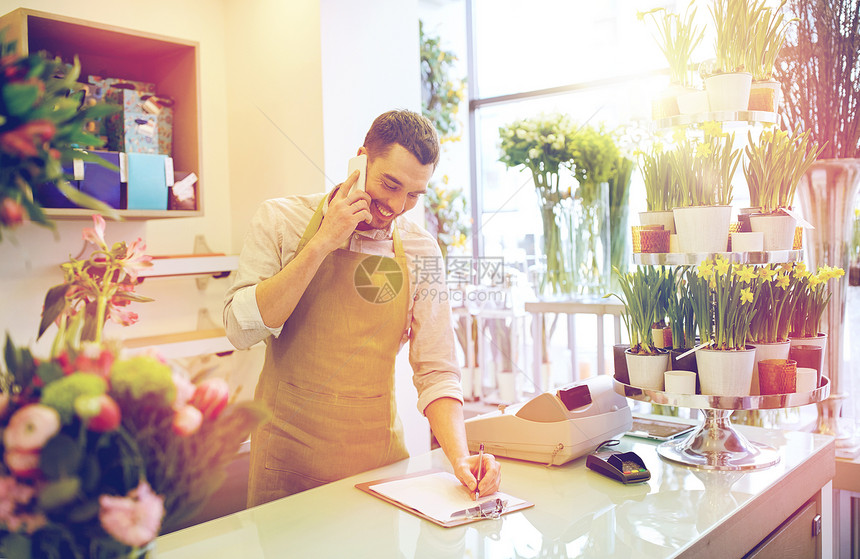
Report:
657,409,780,471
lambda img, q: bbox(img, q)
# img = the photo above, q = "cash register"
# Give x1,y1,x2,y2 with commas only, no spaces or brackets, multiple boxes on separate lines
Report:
464,375,632,466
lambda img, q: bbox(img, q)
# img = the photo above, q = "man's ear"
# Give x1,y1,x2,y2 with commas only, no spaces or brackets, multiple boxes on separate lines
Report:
357,146,368,157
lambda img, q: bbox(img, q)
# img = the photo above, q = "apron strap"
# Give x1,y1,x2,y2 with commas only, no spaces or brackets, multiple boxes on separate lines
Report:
296,192,405,258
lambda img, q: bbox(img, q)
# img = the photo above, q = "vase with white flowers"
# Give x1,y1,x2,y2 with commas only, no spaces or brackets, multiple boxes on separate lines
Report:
499,113,578,298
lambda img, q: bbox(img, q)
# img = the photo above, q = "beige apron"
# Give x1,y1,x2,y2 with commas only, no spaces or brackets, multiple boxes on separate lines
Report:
247,198,410,507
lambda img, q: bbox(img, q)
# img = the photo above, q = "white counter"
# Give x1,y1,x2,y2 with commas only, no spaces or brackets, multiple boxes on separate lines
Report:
157,425,834,558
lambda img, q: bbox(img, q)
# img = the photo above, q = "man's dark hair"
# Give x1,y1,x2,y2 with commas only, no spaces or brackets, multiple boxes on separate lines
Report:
363,109,440,168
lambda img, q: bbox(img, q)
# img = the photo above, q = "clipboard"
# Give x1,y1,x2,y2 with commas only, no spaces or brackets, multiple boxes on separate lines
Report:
355,469,533,528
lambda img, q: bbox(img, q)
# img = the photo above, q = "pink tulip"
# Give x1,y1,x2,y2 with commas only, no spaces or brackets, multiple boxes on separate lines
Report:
189,378,230,420
3,404,61,452
172,405,203,436
4,449,40,478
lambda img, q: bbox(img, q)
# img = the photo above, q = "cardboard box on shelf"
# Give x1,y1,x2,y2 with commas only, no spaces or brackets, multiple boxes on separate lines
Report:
125,153,171,210
79,151,122,209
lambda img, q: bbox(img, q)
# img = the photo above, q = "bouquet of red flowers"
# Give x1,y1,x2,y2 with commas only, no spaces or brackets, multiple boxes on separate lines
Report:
0,217,268,558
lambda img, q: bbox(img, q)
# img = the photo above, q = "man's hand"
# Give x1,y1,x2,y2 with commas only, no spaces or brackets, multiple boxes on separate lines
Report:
314,171,372,252
453,450,501,500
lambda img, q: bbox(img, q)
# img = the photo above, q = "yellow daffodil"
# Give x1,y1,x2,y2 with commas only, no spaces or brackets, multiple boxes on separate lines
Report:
808,274,822,288
714,256,730,276
741,288,754,304
793,262,810,279
700,120,723,138
671,127,687,144
697,259,715,280
695,142,713,158
735,265,757,284
775,273,790,289
758,266,777,282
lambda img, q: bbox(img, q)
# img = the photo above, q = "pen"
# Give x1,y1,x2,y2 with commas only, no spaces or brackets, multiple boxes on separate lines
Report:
475,442,484,501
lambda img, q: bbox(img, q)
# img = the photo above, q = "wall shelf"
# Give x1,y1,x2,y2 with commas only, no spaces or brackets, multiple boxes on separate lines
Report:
123,328,235,360
139,254,239,279
655,110,778,129
0,8,202,219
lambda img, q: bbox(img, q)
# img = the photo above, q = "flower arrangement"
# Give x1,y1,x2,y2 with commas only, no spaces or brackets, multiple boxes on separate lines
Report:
638,2,705,87
747,264,797,343
790,263,845,338
0,218,269,557
424,176,470,261
688,256,760,350
569,123,620,203
746,0,795,81
499,113,578,296
609,266,673,355
0,34,120,239
742,128,824,214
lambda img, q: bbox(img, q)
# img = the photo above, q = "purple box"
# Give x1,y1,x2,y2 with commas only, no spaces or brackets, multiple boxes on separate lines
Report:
79,151,121,209
36,163,78,208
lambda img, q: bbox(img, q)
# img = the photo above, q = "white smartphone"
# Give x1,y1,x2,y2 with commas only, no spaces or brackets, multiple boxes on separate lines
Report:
347,154,367,194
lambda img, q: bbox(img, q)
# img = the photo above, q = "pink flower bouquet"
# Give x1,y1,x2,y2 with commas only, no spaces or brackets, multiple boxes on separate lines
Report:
0,218,269,557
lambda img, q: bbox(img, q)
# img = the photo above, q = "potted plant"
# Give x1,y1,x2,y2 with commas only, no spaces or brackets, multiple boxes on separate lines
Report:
638,142,677,234
568,123,620,296
688,256,761,395
790,263,845,347
746,264,796,394
671,123,742,253
609,153,635,284
668,270,699,373
704,0,763,111
608,266,673,390
499,113,578,298
639,2,706,117
743,127,824,250
746,1,794,112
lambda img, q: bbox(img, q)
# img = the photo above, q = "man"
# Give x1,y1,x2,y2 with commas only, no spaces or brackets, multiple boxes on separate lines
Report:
224,109,501,507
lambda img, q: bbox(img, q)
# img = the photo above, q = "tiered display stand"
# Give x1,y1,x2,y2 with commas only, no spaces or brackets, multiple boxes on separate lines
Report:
620,249,831,471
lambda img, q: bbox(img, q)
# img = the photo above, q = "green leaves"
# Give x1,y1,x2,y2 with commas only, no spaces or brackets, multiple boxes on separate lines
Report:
2,82,39,116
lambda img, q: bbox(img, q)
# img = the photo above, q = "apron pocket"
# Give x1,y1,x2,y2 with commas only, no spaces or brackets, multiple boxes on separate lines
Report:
263,380,398,480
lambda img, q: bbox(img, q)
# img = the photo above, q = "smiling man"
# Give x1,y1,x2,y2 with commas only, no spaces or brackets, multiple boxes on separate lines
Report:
224,109,500,507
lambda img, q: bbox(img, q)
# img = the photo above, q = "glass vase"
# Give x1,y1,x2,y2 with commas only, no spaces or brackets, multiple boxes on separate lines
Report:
572,180,610,297
534,198,574,299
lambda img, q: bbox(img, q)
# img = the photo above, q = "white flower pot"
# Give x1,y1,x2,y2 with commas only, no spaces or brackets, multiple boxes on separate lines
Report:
748,340,791,396
696,347,756,396
704,72,753,112
730,231,764,253
749,213,798,251
625,349,669,391
677,89,709,115
789,332,827,352
673,205,732,253
639,210,676,234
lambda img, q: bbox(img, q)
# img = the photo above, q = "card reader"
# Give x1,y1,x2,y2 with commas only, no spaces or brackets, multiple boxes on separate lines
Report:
586,449,651,484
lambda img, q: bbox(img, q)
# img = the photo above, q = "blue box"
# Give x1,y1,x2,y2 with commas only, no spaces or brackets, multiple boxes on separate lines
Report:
126,153,168,210
36,163,78,208
79,151,121,209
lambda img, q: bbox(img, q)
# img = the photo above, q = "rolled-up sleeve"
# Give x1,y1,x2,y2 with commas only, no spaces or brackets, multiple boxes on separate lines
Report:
223,199,309,349
406,238,464,414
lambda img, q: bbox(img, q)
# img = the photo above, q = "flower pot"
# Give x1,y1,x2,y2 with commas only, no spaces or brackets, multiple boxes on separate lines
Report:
789,332,827,352
670,347,699,393
695,346,756,396
664,370,697,394
789,344,824,387
677,88,709,115
704,72,753,112
651,326,672,349
673,205,732,253
651,85,683,119
613,344,631,384
749,213,798,251
748,79,782,112
758,359,797,394
640,228,670,253
748,340,791,396
796,367,818,393
639,210,676,234
496,370,519,403
625,349,669,391
631,225,663,253
730,231,764,253
737,206,759,232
